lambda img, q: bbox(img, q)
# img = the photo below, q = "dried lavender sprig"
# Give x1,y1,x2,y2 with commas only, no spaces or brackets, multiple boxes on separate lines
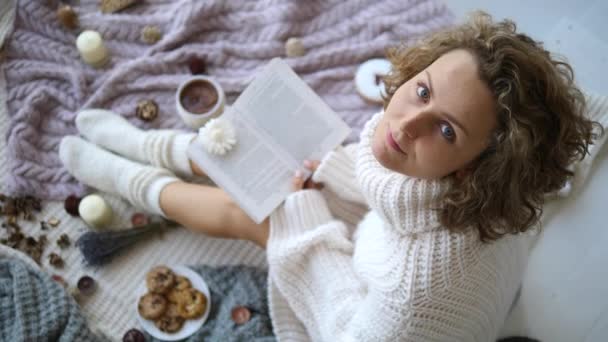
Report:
76,220,178,266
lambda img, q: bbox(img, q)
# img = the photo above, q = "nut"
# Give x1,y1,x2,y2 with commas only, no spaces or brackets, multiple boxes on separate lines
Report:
57,5,79,30
122,328,145,342
135,100,159,121
64,195,82,217
77,275,96,296
141,25,162,44
188,57,207,75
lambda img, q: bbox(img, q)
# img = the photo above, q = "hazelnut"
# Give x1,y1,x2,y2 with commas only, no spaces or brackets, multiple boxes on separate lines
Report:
188,57,207,75
57,5,78,30
64,195,82,217
122,328,145,342
77,275,96,296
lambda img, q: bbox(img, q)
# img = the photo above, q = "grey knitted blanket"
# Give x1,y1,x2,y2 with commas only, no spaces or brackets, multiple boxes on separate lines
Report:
0,257,106,342
2,0,453,200
1,255,274,341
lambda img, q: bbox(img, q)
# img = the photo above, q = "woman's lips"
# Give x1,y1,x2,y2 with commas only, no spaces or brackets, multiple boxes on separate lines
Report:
386,130,406,154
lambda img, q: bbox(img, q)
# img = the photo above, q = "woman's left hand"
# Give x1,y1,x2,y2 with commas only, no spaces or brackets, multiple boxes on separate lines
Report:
292,159,324,191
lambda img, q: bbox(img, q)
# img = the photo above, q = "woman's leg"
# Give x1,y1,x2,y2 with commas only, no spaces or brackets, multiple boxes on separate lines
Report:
159,182,269,248
60,135,268,247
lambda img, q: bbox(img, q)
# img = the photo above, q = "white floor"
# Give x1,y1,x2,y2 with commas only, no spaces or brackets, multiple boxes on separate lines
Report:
446,1,608,341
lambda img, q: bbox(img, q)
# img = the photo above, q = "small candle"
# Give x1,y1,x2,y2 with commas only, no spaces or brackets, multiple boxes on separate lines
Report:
78,194,113,229
76,30,109,67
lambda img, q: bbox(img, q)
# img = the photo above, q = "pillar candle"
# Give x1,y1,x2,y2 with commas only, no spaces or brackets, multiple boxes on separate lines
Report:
76,30,109,67
78,194,113,229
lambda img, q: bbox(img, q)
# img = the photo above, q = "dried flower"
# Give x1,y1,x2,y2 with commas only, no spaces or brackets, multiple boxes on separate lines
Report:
135,100,159,121
198,118,237,156
49,253,64,268
57,234,71,249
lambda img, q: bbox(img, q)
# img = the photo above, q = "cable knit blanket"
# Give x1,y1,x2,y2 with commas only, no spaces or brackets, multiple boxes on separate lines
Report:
0,256,105,342
2,0,453,200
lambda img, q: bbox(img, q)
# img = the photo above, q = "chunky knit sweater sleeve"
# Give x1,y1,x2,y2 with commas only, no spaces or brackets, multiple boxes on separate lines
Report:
311,143,366,204
267,190,410,341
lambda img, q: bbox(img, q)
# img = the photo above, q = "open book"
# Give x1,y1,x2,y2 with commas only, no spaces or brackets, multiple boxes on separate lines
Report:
187,58,351,223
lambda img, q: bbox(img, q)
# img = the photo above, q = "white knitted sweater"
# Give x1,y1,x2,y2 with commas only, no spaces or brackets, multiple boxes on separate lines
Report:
266,112,530,341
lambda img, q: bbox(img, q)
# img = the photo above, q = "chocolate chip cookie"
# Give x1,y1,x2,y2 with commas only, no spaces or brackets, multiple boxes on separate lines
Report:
177,288,207,319
138,293,167,320
146,266,176,294
155,304,185,333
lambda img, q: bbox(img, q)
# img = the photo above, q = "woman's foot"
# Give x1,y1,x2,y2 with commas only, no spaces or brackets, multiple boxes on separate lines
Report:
75,109,196,177
59,136,179,216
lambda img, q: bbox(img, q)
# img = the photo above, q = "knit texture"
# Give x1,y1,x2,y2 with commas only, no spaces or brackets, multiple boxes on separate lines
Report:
0,257,107,342
2,0,454,200
266,111,531,341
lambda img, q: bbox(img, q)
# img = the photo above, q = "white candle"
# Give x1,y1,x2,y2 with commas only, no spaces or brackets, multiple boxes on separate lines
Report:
76,30,109,67
78,194,113,229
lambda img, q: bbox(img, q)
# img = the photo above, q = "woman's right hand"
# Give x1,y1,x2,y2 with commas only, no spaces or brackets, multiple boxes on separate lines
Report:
292,159,324,191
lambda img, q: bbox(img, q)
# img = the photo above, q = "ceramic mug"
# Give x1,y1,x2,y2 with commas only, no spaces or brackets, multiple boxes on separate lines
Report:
176,76,225,129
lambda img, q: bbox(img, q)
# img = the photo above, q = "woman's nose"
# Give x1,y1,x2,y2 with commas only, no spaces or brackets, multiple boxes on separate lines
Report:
399,114,421,140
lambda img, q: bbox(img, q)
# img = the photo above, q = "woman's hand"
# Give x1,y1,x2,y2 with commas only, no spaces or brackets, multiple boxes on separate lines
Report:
292,159,324,191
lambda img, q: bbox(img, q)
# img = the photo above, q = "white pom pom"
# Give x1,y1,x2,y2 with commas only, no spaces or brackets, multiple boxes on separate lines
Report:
198,118,237,156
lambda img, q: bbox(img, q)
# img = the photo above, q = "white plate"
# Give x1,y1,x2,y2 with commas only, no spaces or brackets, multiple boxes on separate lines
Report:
135,265,212,341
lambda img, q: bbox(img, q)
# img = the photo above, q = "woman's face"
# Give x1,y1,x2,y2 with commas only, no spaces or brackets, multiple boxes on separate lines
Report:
372,49,497,179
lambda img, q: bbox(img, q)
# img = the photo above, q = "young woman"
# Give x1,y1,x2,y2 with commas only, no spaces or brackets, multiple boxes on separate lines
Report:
60,12,601,341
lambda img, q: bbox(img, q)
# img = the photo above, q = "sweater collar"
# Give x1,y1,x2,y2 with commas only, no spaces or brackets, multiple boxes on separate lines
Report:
356,112,449,234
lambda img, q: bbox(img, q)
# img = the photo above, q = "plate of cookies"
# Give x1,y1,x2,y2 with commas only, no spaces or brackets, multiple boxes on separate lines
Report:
136,265,211,340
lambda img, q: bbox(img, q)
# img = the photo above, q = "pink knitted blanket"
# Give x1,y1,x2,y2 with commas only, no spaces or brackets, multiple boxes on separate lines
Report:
2,0,453,200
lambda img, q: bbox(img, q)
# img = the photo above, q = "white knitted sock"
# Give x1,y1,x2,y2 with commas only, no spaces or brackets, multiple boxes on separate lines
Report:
76,109,196,177
59,136,179,216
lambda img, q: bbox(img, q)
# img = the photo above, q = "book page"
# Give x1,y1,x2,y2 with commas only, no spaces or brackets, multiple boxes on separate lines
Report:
234,58,351,164
187,108,295,224
187,58,351,223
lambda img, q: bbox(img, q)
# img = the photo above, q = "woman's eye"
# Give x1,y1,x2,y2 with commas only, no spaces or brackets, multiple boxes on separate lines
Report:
440,122,456,142
416,84,430,101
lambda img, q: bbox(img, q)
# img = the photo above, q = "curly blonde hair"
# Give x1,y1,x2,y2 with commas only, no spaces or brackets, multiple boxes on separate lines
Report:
383,11,603,242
